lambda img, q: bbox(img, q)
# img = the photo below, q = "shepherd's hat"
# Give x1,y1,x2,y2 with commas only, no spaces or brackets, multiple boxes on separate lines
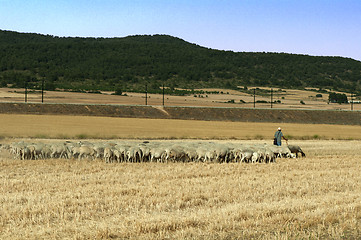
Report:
278,127,281,131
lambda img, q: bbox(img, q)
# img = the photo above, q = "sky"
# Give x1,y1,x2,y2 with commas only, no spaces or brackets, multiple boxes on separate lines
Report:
1,0,361,61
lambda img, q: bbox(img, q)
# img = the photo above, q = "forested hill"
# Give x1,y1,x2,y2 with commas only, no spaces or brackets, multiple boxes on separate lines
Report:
1,29,360,94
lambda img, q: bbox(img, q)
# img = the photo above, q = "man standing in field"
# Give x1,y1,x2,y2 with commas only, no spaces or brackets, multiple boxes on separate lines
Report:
274,127,288,146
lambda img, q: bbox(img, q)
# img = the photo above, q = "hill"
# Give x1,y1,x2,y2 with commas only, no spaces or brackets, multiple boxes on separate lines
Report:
1,30,361,95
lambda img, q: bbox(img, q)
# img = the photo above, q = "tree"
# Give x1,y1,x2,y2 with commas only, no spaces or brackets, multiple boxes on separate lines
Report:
328,92,348,104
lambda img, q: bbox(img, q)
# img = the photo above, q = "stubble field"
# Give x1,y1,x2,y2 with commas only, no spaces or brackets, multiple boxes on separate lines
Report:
1,111,361,239
1,140,361,239
1,113,361,140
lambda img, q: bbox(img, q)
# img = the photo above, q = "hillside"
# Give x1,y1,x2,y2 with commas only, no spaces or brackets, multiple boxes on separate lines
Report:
1,30,361,95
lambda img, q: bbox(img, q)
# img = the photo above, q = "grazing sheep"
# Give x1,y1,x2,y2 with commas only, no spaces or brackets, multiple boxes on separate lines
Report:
214,146,231,163
104,147,114,163
241,150,253,163
41,145,52,159
78,146,96,160
51,144,70,159
264,149,276,163
93,144,105,159
185,148,198,162
150,147,166,162
195,148,208,162
204,149,217,162
138,145,151,162
3,140,296,164
126,147,142,162
287,145,306,158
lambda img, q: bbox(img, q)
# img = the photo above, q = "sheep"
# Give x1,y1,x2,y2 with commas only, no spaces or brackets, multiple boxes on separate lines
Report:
10,142,26,159
104,147,114,163
268,145,293,158
138,144,151,162
21,146,32,160
251,152,260,163
163,145,187,162
214,145,231,163
240,150,254,163
51,144,70,159
28,143,45,160
195,147,208,162
204,149,217,162
231,146,246,162
3,140,285,164
116,145,129,162
78,146,96,160
41,145,52,159
287,145,306,158
184,147,197,162
93,144,105,159
264,149,276,163
126,147,142,162
150,147,166,162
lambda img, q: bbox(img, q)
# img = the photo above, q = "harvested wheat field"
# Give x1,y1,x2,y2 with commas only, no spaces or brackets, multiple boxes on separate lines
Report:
1,114,361,140
1,140,361,239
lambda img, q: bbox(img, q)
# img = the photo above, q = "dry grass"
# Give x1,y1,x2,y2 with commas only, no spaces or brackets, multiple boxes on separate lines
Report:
1,87,359,111
1,114,361,140
1,140,361,239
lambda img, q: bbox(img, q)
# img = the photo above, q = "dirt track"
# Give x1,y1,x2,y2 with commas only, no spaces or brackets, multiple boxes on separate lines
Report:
0,102,360,125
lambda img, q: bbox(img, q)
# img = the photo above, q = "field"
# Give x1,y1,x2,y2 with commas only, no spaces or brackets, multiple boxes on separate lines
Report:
1,113,361,140
1,89,360,239
1,140,361,239
1,87,360,111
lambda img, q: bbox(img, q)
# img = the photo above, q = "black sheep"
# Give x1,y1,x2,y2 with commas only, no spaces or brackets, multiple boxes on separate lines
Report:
287,145,306,158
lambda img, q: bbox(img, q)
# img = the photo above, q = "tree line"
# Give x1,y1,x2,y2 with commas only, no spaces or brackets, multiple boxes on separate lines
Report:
0,30,360,96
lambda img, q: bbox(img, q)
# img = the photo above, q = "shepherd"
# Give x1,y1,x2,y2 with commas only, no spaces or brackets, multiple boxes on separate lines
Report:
274,127,288,146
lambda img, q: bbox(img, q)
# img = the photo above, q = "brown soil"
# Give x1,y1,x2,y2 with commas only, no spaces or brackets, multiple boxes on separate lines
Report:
0,102,359,125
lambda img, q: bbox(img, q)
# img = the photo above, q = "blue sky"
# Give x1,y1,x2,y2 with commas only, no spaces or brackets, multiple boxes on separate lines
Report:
1,0,361,61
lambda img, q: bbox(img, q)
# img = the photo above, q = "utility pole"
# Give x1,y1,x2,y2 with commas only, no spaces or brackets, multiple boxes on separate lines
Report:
24,80,27,103
41,79,44,103
253,88,256,108
162,83,165,106
145,83,148,105
270,88,273,109
351,92,353,111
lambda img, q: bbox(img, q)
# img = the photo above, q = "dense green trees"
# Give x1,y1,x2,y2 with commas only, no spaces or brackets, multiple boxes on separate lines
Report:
328,92,348,104
1,30,361,95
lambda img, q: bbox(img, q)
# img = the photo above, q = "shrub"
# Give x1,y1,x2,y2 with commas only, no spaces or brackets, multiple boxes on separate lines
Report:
313,134,320,139
114,88,123,95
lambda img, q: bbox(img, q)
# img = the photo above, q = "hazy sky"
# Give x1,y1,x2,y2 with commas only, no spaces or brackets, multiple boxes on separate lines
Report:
1,0,360,61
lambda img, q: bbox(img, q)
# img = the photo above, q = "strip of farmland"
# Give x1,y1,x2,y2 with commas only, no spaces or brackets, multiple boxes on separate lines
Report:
0,102,360,125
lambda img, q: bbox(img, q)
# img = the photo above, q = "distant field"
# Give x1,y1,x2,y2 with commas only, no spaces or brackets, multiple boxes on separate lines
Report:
1,140,361,239
1,113,361,140
1,87,359,111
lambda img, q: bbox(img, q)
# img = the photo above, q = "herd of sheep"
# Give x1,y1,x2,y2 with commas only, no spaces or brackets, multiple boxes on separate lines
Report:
1,140,305,163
